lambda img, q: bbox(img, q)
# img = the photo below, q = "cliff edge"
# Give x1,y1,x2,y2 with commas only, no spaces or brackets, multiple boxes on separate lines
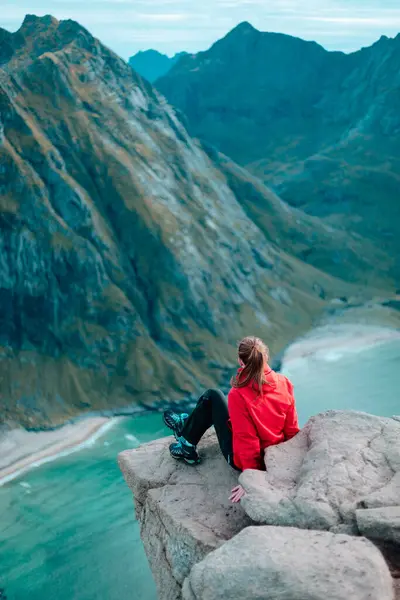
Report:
119,411,400,599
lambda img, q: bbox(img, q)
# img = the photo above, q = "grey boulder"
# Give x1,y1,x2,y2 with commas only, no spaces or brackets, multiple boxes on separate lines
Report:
240,410,400,535
182,525,394,600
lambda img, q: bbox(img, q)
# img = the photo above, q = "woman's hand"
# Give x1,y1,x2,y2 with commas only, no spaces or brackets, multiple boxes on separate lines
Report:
229,485,246,503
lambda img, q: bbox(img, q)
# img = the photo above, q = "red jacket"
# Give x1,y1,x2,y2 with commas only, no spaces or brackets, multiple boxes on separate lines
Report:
228,367,299,471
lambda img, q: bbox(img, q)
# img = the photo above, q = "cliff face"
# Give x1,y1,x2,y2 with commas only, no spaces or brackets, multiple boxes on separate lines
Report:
1,16,397,427
119,431,251,598
156,24,400,265
1,15,373,428
119,411,400,600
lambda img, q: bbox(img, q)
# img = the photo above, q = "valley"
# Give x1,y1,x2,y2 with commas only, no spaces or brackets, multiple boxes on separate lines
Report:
0,16,398,428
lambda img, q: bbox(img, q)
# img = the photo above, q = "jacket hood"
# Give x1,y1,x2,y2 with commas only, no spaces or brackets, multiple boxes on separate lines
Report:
234,366,277,392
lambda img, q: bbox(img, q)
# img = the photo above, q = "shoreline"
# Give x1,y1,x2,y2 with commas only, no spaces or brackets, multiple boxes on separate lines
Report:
1,321,399,488
282,323,400,366
0,416,120,487
0,400,197,488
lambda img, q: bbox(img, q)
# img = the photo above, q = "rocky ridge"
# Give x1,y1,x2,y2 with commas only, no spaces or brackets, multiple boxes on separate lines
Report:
0,15,390,427
119,410,400,599
156,23,400,267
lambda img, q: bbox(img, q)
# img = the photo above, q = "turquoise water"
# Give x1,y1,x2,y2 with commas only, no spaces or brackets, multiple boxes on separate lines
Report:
1,339,400,600
0,414,169,600
282,339,400,425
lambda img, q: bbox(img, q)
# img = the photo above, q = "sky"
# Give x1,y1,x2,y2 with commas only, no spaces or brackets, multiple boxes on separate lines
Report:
2,0,400,60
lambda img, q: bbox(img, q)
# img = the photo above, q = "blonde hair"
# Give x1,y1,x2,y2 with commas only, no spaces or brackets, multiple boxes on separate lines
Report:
230,336,269,395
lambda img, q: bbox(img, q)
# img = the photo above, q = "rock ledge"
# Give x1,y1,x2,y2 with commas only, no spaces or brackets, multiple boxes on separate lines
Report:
119,411,400,599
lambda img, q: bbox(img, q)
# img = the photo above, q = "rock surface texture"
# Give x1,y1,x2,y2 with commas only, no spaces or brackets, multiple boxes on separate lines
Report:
119,411,400,599
240,411,400,534
119,431,250,599
182,526,394,600
356,506,400,544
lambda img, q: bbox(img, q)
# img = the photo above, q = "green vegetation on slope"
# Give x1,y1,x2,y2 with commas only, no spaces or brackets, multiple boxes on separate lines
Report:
0,16,393,427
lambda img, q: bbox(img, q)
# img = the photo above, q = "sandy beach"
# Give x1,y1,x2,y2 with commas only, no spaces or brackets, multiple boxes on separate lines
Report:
0,416,119,486
1,323,399,487
282,323,400,365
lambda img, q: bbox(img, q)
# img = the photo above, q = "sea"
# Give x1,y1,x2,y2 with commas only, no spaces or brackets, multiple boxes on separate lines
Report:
1,338,400,600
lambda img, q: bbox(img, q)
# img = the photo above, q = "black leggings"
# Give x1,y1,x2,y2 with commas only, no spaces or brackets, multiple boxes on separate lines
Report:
182,389,239,470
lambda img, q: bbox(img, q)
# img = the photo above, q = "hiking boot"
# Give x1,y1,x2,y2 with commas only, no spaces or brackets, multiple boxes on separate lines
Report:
169,438,200,465
163,410,189,440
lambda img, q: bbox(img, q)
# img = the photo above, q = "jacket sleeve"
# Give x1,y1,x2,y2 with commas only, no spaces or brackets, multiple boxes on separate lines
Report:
283,379,300,441
228,388,262,471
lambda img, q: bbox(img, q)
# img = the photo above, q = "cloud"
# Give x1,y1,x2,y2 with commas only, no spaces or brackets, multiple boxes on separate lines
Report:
1,7,191,26
136,13,190,22
51,0,184,3
305,16,400,26
2,0,400,58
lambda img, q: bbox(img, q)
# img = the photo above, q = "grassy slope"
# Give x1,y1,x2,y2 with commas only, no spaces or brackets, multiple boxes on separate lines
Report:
0,16,394,427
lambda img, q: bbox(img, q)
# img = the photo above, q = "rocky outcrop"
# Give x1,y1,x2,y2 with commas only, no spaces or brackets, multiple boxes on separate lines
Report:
240,411,400,534
119,411,400,599
183,526,394,600
118,431,251,599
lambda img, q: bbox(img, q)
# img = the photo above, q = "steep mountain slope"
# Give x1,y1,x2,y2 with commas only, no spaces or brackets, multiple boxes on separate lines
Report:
0,15,391,427
156,23,400,263
129,50,187,83
206,149,395,287
157,22,346,165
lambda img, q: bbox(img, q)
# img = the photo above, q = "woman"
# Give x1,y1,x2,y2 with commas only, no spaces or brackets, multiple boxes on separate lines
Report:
163,336,299,503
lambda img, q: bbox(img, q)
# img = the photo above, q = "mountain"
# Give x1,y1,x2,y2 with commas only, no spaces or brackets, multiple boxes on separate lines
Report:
129,49,187,83
0,15,393,428
156,22,400,265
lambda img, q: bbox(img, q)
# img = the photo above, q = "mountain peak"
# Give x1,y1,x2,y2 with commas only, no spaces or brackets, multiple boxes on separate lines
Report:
219,21,324,52
18,14,92,43
20,14,59,33
0,15,60,65
130,48,188,82
1,14,99,66
136,49,167,58
231,21,257,35
22,14,58,26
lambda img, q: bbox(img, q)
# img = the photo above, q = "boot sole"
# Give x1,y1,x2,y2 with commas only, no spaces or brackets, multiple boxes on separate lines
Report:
170,454,201,466
163,414,181,441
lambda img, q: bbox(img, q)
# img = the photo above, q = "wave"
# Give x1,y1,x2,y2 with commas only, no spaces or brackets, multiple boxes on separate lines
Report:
318,351,345,362
283,326,400,369
0,418,119,487
124,434,140,444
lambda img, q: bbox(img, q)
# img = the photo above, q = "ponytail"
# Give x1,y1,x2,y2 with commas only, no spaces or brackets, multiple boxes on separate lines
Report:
230,336,269,396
